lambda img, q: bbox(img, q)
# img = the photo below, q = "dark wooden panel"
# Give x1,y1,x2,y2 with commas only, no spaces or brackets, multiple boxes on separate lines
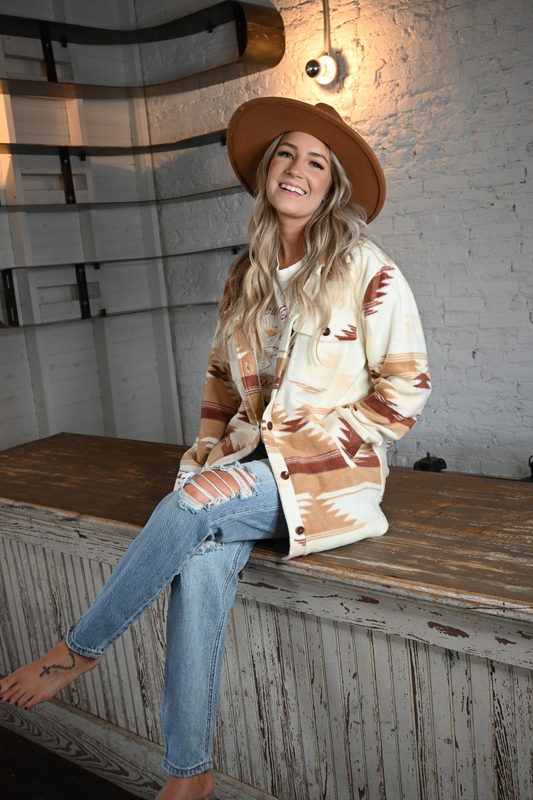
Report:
258,470,533,608
0,433,186,526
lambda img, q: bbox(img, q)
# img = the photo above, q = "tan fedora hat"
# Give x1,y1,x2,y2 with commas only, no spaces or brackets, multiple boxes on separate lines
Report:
227,97,386,222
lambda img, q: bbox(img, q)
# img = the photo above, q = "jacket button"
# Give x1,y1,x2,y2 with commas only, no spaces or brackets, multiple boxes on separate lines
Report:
280,470,290,480
296,526,305,535
267,421,273,430
323,327,331,336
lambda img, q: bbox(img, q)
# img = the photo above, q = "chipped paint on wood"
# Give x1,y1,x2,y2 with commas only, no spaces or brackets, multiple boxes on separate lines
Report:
1,434,533,798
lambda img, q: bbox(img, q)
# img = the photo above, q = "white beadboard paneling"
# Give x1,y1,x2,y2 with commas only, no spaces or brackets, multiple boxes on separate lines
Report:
170,305,218,444
4,56,46,82
1,36,43,60
0,2,54,21
25,210,85,265
0,329,39,450
89,155,140,203
514,665,533,799
90,206,147,262
63,0,125,27
2,500,533,799
102,261,152,314
17,154,84,206
0,211,15,269
40,321,104,437
10,97,70,145
105,313,166,442
56,44,127,88
83,99,134,148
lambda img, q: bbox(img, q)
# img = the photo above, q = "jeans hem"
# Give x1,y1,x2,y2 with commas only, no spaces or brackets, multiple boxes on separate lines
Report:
162,757,213,778
66,623,106,659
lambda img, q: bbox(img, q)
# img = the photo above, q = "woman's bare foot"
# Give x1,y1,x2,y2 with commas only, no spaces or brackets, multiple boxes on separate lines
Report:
0,639,102,710
155,771,214,800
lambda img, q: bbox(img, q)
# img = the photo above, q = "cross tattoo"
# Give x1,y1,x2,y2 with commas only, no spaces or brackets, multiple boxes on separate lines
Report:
39,649,76,677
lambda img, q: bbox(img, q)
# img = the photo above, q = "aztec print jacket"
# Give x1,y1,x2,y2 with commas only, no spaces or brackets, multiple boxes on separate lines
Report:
178,240,431,559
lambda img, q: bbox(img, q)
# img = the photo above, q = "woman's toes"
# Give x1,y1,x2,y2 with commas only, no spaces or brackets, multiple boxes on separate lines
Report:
16,689,33,709
6,686,25,706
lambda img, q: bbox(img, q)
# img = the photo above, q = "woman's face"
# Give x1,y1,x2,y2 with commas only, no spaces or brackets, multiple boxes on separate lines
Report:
266,130,332,227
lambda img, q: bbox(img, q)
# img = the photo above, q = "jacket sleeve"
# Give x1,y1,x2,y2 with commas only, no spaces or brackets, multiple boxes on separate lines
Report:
177,330,242,478
320,262,431,459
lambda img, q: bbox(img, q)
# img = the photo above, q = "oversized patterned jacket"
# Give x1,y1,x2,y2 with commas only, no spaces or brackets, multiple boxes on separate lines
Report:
178,240,431,559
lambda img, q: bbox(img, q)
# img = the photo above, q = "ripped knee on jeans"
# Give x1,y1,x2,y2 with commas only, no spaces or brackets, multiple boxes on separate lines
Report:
181,465,257,511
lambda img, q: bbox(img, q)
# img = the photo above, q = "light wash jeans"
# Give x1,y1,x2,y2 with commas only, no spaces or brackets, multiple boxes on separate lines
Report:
66,449,287,778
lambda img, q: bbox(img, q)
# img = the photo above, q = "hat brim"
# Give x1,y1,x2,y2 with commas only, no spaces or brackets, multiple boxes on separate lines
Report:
227,97,386,223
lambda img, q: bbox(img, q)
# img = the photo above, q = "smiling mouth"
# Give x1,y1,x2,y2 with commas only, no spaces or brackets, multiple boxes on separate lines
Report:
279,183,306,196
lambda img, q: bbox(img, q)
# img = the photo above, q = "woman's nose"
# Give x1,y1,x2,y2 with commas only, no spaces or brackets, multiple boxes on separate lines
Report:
286,158,303,176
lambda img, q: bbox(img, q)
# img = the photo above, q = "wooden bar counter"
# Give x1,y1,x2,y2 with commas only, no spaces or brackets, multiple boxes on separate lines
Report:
1,433,532,800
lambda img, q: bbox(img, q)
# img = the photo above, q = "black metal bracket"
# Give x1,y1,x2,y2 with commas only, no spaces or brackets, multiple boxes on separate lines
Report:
1,269,20,326
75,263,91,319
40,23,58,82
59,147,76,204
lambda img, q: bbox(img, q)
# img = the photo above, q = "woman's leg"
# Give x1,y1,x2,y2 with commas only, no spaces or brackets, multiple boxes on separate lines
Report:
0,456,285,730
161,540,255,778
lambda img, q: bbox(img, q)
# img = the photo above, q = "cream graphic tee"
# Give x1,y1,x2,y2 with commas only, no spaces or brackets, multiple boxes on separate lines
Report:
257,258,304,404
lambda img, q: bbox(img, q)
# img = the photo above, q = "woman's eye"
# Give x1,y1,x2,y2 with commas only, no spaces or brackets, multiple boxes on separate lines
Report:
310,160,325,170
278,150,293,159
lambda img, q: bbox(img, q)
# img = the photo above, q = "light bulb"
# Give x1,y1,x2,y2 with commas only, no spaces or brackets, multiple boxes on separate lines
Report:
305,54,338,85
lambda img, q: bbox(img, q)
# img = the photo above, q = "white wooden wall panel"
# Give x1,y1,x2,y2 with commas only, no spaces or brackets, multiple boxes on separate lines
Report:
0,330,39,450
106,314,166,442
66,45,128,87
18,154,89,206
90,155,140,203
170,305,218,444
0,213,15,269
0,0,182,450
83,99,134,147
90,207,147,262
2,34,46,81
10,97,71,145
103,261,151,313
0,1,55,18
62,0,125,27
40,322,105,437
25,210,85,265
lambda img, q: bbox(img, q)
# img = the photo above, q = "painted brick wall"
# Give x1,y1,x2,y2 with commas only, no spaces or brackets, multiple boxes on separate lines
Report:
139,0,532,477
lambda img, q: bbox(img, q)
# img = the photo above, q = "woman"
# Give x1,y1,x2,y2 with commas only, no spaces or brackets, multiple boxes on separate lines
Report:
0,98,430,800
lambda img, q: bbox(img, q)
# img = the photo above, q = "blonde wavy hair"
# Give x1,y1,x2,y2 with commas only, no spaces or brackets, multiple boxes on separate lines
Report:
215,132,368,359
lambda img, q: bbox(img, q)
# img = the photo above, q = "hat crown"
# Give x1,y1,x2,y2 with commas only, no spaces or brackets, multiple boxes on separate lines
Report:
314,102,343,124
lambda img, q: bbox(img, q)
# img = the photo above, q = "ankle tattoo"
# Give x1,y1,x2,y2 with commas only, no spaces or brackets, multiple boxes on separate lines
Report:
39,648,76,678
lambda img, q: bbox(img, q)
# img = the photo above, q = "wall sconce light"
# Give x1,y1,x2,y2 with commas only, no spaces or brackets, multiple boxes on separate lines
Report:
305,0,338,85
305,55,338,85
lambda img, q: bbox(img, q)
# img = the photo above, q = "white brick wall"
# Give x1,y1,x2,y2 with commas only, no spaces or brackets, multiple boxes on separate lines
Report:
140,0,532,477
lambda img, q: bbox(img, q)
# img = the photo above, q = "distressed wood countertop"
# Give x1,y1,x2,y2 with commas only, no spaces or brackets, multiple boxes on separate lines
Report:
1,433,532,617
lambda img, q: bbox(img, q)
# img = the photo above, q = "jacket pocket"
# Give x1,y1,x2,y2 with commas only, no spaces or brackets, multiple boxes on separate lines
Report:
286,311,362,393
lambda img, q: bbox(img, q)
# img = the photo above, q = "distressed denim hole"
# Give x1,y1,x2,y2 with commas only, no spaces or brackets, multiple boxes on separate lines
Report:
179,464,257,513
194,541,226,556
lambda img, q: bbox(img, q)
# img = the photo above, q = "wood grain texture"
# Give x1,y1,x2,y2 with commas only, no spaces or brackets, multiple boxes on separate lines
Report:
0,696,278,800
1,433,532,612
